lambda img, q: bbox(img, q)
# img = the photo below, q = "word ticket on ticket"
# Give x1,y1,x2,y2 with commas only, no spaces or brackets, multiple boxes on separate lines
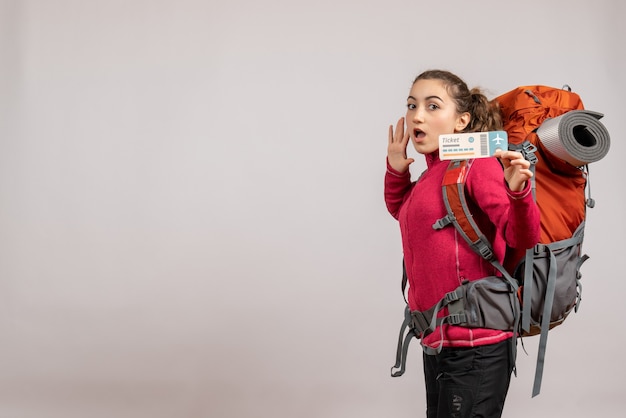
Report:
439,131,508,160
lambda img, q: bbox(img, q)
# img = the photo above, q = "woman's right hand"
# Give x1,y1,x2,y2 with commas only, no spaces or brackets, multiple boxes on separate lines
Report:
387,117,414,173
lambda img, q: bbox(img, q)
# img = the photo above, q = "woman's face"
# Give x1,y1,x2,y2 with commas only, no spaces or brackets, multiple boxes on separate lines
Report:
405,79,470,155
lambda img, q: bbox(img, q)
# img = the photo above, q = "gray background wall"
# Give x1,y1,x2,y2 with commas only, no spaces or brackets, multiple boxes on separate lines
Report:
0,0,624,417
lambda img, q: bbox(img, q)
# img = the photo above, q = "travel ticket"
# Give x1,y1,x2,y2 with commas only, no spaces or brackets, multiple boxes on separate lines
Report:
439,131,508,160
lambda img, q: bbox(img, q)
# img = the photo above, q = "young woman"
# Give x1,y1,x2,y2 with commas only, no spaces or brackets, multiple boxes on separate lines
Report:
385,69,541,417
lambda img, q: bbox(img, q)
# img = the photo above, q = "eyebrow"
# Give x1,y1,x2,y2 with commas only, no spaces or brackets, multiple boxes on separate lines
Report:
407,95,444,102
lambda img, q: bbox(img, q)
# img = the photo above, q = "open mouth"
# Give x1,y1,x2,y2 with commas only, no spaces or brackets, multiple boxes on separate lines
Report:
414,129,426,140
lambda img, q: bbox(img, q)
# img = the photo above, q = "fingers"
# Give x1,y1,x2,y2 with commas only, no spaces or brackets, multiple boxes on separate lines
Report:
387,117,414,173
389,117,410,150
395,117,405,142
495,149,522,160
497,150,530,169
389,117,405,144
507,158,530,169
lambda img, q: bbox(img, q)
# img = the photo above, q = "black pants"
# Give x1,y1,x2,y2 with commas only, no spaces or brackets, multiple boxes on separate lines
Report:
422,339,513,418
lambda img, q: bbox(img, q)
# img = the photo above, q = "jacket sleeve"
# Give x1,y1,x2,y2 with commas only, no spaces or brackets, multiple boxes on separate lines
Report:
466,159,541,250
384,159,414,220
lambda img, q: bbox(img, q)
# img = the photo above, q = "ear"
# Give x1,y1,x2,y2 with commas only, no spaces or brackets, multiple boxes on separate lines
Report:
455,112,470,132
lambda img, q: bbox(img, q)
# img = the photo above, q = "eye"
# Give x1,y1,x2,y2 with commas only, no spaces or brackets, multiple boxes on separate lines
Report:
427,103,439,110
406,103,416,110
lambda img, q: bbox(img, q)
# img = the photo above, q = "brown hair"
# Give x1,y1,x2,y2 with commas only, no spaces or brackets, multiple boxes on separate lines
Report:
413,69,502,132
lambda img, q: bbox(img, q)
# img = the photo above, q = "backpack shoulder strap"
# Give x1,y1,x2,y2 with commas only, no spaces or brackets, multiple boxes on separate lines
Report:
432,159,517,290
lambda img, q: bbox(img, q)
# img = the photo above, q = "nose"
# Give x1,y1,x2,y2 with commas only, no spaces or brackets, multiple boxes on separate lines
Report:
412,105,425,123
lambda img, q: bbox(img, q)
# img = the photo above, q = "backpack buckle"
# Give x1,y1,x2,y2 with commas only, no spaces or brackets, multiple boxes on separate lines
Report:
477,242,494,260
447,313,467,325
432,215,453,230
521,142,538,165
444,289,462,304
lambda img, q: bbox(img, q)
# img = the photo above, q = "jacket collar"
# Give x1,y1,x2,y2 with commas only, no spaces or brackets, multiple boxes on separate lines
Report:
425,151,442,169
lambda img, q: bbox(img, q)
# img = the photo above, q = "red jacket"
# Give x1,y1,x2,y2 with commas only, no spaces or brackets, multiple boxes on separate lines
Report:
385,153,540,349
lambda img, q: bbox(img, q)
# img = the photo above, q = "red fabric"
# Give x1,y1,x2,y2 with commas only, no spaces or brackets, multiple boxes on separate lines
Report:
496,85,584,145
385,153,540,349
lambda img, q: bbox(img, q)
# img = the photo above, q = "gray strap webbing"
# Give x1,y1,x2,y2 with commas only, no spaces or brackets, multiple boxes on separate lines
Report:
391,286,468,376
544,227,584,251
532,246,558,397
391,306,417,377
390,305,441,377
522,249,534,332
575,253,589,312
